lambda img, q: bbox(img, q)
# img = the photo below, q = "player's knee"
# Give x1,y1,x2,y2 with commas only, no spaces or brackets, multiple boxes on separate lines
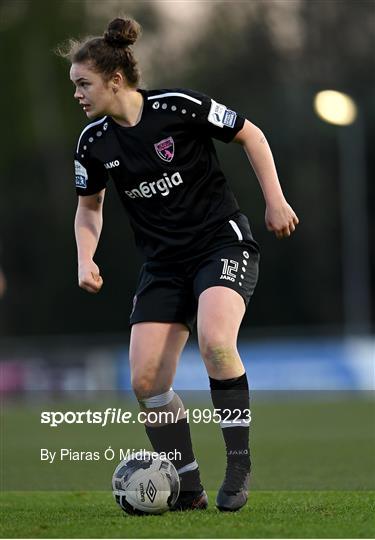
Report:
131,374,159,400
199,338,237,368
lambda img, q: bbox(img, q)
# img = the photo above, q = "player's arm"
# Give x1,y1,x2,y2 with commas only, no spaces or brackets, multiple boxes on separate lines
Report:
75,189,105,293
234,119,299,239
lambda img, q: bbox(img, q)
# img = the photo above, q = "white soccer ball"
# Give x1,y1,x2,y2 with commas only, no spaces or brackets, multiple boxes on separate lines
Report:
112,453,180,515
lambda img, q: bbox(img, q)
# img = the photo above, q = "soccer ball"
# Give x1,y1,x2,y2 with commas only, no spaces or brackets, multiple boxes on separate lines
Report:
112,453,180,515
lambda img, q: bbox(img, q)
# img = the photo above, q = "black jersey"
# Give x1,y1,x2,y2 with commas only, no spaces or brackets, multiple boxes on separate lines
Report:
74,88,246,261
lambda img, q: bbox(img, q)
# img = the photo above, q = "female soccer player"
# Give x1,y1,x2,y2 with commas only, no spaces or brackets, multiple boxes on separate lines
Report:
63,17,298,512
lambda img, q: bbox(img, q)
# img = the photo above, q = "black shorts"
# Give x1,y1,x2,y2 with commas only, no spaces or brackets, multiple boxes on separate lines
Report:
129,213,260,333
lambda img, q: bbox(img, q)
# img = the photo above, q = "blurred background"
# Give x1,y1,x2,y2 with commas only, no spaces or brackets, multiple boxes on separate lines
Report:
1,0,374,497
0,0,374,395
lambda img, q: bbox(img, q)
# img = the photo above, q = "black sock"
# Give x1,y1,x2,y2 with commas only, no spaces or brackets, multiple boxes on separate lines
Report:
209,373,251,467
145,418,203,492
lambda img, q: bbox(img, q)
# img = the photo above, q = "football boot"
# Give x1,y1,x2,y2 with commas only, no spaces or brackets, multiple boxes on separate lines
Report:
216,458,250,512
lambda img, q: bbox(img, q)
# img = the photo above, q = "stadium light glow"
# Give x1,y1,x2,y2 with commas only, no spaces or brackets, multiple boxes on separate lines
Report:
314,90,357,126
313,90,370,333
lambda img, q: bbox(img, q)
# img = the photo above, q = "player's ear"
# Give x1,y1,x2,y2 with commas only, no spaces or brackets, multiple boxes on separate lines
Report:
111,71,124,94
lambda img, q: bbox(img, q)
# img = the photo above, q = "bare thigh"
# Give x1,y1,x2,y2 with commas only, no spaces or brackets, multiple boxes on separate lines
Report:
129,322,189,399
197,286,246,379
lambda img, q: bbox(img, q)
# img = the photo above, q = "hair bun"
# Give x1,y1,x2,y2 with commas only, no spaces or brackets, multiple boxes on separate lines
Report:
104,17,140,48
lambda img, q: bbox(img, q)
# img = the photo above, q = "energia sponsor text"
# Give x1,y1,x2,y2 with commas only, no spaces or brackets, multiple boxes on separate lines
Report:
125,171,183,199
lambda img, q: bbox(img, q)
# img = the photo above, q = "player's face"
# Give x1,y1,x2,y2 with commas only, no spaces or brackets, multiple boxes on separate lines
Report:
70,62,113,119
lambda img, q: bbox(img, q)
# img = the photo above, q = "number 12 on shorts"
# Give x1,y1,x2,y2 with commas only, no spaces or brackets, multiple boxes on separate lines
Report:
220,258,239,281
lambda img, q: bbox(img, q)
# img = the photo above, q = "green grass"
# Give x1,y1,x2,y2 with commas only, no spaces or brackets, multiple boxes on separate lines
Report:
1,394,374,537
2,394,374,491
0,490,374,538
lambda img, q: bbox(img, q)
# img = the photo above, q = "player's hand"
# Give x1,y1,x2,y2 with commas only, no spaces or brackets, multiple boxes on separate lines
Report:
265,198,299,239
78,261,103,293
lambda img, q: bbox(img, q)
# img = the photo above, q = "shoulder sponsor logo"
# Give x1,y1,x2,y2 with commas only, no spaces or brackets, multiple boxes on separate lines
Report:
208,99,237,128
125,172,183,199
223,109,237,128
104,160,120,169
74,160,88,188
154,136,174,162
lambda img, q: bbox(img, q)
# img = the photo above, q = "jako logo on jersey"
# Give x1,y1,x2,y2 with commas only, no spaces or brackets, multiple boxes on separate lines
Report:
104,160,120,169
125,172,183,199
154,137,174,162
220,258,239,282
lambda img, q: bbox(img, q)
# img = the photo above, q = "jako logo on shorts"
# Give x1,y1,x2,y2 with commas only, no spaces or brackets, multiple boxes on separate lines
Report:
125,172,183,199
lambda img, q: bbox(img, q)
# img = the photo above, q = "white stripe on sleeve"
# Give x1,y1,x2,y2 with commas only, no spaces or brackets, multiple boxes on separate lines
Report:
147,92,202,105
76,116,107,153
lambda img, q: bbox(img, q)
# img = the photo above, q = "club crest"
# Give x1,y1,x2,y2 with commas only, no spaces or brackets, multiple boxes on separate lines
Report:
154,137,174,162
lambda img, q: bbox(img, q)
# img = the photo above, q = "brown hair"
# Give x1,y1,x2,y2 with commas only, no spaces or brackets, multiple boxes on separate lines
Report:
57,17,141,86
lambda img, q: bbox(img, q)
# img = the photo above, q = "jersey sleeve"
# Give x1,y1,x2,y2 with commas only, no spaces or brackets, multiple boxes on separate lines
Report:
181,89,245,143
74,138,107,196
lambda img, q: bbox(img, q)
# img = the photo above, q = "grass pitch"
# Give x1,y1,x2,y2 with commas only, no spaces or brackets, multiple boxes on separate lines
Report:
1,490,374,538
1,393,374,537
